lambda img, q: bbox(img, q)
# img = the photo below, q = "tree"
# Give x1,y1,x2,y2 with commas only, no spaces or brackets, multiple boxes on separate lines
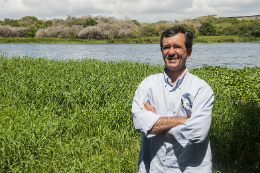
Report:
26,26,37,37
78,26,102,39
66,18,98,28
175,24,196,35
38,20,52,28
222,25,239,35
251,19,260,37
2,18,20,27
4,18,11,23
66,15,75,20
66,18,84,26
20,16,38,23
130,20,140,26
198,21,216,36
140,24,159,37
83,18,98,27
10,20,20,27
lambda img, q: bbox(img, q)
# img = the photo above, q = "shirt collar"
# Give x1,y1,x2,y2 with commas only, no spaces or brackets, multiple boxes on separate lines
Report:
163,68,189,89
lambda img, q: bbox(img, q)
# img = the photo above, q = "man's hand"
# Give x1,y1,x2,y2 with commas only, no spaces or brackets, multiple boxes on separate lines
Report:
143,102,156,114
159,130,175,140
143,102,176,140
143,102,188,137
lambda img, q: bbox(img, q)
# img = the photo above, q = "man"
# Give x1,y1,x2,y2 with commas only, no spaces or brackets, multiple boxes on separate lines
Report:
131,27,214,173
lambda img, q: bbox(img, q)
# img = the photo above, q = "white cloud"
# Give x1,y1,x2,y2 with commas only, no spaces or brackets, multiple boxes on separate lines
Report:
187,0,260,17
0,0,259,22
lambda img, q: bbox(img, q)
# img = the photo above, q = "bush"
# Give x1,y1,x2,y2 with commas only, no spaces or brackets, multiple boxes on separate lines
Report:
78,26,102,39
35,25,83,38
118,29,135,38
140,24,159,37
83,18,98,27
26,26,37,37
97,22,120,39
0,25,30,37
198,21,216,36
222,25,239,35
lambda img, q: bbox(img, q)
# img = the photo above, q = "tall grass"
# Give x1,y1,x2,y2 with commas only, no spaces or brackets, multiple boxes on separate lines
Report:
0,37,160,44
191,66,260,172
0,55,162,172
0,37,108,44
0,55,259,172
194,36,260,43
1,36,260,44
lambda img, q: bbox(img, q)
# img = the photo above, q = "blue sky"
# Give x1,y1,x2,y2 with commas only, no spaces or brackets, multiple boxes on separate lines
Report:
0,0,260,22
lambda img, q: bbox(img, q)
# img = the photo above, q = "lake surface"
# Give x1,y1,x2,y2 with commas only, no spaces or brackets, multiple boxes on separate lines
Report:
0,43,259,69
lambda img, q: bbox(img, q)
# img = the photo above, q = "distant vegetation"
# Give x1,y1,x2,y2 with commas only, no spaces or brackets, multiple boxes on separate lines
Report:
0,15,260,39
1,35,260,44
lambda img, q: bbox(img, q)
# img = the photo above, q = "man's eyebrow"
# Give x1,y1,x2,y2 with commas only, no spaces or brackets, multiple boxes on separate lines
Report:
163,43,183,47
163,44,170,47
174,44,183,47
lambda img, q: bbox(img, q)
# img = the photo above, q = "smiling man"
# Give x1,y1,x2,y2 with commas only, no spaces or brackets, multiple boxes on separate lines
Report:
132,27,214,172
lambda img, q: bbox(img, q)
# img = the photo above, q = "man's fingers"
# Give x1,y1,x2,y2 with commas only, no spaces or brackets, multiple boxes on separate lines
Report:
143,102,151,110
143,102,156,113
143,102,149,110
159,130,175,140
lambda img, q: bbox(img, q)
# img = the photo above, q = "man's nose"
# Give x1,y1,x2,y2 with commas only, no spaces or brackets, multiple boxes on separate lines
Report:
169,47,176,55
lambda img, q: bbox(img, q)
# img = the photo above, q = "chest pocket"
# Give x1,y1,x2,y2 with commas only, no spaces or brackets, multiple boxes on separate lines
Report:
177,98,192,118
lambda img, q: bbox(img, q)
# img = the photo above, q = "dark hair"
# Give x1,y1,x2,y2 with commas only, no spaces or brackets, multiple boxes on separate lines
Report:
160,27,193,53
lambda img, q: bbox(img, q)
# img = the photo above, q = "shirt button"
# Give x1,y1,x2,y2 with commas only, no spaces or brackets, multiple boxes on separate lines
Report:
169,108,171,110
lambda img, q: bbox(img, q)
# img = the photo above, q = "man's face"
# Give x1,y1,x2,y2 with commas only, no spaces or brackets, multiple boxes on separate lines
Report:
162,33,192,73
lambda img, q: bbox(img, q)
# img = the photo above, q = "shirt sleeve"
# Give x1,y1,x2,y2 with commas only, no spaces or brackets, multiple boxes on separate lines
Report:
170,84,214,148
131,78,160,138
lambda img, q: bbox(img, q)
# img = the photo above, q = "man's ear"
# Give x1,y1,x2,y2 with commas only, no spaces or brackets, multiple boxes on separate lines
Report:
187,48,192,57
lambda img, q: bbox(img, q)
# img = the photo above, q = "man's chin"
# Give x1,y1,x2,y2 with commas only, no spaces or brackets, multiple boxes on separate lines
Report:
165,65,178,71
166,63,178,69
165,64,186,72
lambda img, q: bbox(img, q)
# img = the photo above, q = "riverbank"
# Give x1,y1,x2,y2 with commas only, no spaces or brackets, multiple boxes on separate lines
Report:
0,36,260,44
0,55,259,172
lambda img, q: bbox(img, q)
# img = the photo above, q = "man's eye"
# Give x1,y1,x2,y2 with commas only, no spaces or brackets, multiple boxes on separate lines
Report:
174,46,182,49
163,47,169,50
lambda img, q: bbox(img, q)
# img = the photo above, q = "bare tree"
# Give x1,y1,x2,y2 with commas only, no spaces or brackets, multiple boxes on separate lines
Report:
0,25,30,37
35,25,84,38
78,26,102,39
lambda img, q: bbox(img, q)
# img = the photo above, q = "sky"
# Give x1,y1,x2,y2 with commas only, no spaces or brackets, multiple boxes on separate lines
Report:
0,0,260,23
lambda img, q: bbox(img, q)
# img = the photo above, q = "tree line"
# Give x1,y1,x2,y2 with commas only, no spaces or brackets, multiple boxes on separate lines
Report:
0,15,260,39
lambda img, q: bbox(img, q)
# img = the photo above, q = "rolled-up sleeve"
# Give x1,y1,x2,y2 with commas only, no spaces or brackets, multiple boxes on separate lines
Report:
170,84,214,148
131,80,160,137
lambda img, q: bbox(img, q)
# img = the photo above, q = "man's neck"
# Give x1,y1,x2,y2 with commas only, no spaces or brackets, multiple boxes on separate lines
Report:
165,66,186,85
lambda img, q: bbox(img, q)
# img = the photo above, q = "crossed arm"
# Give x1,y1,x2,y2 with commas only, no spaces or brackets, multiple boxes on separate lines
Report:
143,102,188,140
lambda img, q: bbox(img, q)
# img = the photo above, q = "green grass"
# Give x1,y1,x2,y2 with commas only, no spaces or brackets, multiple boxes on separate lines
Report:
0,36,260,44
0,37,160,44
0,55,259,172
191,66,260,172
194,36,260,43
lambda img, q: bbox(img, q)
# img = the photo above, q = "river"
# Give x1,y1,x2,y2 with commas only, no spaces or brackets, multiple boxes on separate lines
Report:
0,42,259,69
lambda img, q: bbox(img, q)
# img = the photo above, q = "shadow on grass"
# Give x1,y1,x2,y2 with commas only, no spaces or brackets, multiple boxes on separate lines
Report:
211,98,260,173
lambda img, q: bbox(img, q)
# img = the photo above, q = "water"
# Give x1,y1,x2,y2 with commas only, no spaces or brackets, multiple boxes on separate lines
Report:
0,43,259,69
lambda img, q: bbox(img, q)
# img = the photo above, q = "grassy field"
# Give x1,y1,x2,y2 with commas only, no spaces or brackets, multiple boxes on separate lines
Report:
0,36,260,44
194,36,260,43
0,55,259,172
0,37,160,44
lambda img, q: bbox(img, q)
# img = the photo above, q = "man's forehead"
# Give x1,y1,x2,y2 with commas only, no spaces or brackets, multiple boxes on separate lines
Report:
162,34,185,45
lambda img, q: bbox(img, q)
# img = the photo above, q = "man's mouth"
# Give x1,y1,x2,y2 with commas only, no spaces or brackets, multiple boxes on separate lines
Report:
167,57,179,60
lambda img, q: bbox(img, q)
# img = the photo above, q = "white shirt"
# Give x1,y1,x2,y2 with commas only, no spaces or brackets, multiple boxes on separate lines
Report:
132,69,214,173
